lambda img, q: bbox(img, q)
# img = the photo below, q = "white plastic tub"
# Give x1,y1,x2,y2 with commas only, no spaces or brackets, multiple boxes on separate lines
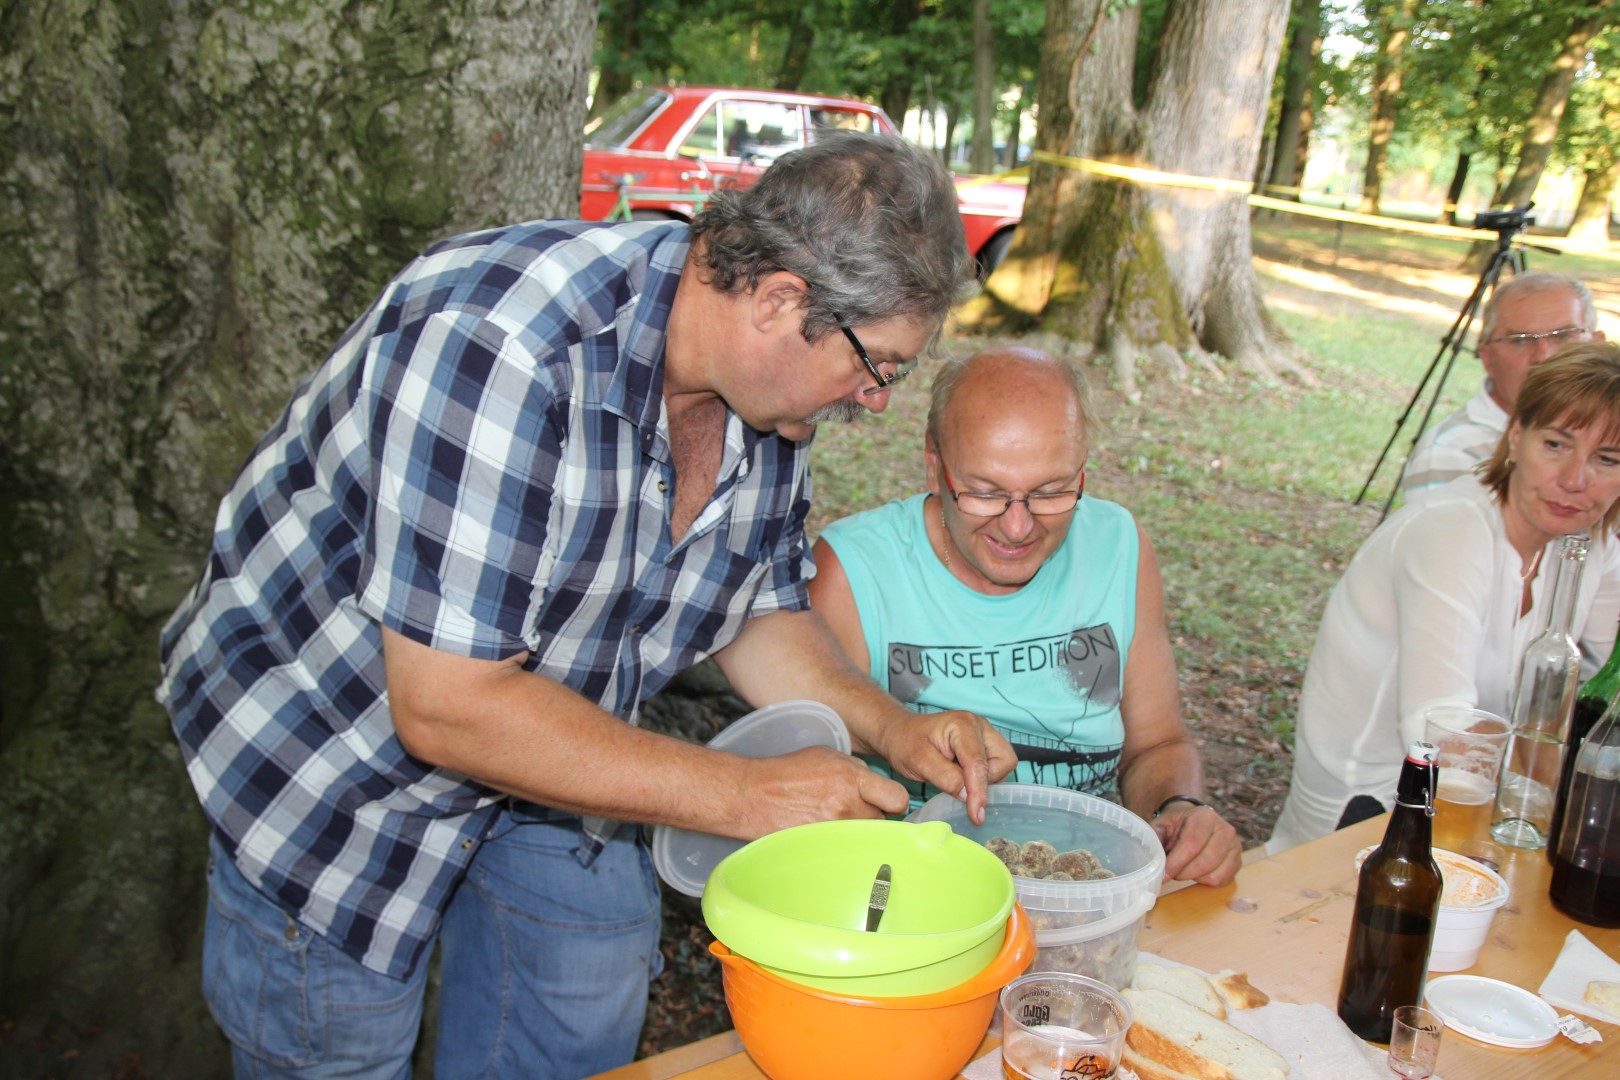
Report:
908,783,1165,988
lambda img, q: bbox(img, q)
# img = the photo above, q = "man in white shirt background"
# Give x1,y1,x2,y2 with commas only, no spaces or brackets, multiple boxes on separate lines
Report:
1400,271,1604,508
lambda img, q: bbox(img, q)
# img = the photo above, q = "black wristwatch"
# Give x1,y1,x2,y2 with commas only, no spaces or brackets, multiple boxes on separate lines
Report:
1153,794,1208,818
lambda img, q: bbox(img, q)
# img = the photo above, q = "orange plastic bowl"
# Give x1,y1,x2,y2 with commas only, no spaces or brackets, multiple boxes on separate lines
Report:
711,903,1036,1080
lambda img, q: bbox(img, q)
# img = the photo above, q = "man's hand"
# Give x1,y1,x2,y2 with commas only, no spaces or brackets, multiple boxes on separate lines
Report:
1152,802,1242,887
728,746,911,839
866,709,1018,826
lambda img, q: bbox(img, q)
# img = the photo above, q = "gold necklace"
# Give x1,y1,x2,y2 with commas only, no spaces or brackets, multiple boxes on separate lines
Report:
939,503,951,570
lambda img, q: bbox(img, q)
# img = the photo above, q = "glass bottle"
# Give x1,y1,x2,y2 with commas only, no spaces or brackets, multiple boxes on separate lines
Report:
1549,700,1620,927
1548,615,1620,857
1338,742,1443,1043
1491,533,1589,850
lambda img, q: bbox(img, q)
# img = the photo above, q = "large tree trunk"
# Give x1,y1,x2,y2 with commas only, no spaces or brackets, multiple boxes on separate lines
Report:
971,0,998,174
1143,0,1298,381
775,13,814,90
1493,2,1616,212
0,1,597,1073
1358,0,1420,215
1266,0,1323,201
1567,154,1619,248
960,0,1297,396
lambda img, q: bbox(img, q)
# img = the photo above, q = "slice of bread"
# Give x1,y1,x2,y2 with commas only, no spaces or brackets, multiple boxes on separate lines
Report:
1585,980,1620,1015
1213,969,1270,1010
1123,987,1290,1080
1132,963,1228,1019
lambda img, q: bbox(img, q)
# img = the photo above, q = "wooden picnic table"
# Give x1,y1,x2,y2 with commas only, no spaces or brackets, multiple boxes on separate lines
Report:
594,813,1617,1079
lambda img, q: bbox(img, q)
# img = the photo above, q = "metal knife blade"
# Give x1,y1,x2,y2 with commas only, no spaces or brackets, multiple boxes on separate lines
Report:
865,863,892,932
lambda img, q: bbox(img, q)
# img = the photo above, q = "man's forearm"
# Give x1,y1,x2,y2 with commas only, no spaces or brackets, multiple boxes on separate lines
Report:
1118,738,1208,822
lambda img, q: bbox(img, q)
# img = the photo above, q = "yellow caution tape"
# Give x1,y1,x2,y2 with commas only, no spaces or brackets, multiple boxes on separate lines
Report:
1024,148,1619,259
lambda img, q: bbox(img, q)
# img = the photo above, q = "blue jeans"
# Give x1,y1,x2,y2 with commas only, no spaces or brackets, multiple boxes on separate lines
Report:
202,810,663,1080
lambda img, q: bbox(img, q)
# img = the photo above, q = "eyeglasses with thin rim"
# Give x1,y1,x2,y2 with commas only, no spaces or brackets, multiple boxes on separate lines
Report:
940,462,1086,517
837,315,916,396
1477,326,1589,351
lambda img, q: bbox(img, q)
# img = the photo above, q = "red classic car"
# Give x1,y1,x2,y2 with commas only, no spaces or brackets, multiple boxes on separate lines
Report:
579,86,1024,275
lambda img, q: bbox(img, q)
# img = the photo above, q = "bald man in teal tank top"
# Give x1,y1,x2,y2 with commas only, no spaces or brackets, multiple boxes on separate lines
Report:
810,346,1243,886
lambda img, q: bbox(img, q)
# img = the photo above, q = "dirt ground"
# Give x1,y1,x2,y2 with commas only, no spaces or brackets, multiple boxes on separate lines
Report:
635,225,1620,1058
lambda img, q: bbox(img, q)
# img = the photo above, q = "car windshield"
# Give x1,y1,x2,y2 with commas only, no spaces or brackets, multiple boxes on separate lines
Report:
585,88,670,148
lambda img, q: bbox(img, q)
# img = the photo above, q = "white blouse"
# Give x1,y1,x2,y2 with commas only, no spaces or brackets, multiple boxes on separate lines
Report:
1269,475,1620,852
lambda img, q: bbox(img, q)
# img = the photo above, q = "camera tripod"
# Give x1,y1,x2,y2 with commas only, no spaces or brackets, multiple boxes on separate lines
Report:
1354,206,1558,521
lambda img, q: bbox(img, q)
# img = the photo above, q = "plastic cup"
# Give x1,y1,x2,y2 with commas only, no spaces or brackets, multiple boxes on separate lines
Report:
1000,972,1132,1080
1422,706,1510,851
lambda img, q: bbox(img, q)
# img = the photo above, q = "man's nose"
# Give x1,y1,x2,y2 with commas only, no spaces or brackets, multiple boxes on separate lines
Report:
861,387,891,414
1000,499,1037,536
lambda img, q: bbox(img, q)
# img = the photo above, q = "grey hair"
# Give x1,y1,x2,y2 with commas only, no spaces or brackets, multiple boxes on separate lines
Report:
926,346,1100,450
1481,271,1598,342
689,131,976,347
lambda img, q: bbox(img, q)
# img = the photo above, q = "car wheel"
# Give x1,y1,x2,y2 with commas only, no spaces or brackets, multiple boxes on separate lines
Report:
977,230,1014,278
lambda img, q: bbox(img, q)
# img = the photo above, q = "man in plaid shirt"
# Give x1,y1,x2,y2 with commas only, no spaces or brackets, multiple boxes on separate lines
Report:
157,132,1016,1078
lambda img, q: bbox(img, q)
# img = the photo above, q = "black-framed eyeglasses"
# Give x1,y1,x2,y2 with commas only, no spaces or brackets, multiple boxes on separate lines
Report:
940,462,1085,517
836,315,916,396
1478,326,1589,351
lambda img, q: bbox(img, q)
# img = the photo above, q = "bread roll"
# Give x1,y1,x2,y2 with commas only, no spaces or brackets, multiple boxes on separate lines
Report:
1123,987,1289,1080
1585,980,1620,1015
1213,969,1270,1010
1132,963,1227,1019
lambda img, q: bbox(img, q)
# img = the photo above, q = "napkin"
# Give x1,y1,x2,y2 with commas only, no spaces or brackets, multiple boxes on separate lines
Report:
960,955,1393,1080
1537,928,1620,1025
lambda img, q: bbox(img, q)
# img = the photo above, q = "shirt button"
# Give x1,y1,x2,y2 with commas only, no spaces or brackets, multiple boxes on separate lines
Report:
462,838,474,850
657,480,667,492
631,624,641,635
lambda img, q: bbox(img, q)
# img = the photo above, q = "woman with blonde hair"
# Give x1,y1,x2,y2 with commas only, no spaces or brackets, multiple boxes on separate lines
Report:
1271,341,1620,852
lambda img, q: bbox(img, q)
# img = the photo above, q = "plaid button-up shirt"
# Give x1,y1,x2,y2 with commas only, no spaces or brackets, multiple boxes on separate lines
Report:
158,220,814,979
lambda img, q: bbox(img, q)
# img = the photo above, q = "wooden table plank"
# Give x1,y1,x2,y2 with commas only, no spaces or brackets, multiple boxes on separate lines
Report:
597,815,1619,1079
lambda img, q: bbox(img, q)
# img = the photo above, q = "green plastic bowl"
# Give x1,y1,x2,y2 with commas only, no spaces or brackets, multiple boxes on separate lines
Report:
701,818,1016,996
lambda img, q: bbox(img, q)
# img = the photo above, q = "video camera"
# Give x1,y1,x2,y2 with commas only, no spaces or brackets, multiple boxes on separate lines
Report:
1472,205,1534,234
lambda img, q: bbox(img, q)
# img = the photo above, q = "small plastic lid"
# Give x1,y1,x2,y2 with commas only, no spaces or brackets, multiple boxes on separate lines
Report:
650,701,850,897
1425,975,1560,1048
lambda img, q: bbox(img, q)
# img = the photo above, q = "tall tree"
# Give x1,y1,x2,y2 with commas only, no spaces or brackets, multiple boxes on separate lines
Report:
959,0,1299,394
1359,0,1422,214
972,0,998,172
1491,1,1618,211
1267,0,1324,200
0,1,597,1072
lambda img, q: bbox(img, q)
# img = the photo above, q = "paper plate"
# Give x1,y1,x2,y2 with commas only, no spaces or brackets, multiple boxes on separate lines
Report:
650,701,850,897
1425,975,1560,1048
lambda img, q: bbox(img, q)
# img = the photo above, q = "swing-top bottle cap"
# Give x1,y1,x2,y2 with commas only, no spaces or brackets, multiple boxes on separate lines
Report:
1406,740,1438,766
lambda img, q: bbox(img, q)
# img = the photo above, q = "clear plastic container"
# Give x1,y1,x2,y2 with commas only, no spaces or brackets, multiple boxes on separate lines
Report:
907,783,1164,988
650,701,850,897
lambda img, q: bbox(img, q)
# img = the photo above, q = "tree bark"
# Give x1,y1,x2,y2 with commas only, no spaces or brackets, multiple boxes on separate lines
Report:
0,1,597,1072
971,0,998,174
1267,0,1323,200
1143,0,1298,380
1359,0,1420,215
1493,2,1617,213
960,0,1299,394
775,12,814,90
1567,154,1619,247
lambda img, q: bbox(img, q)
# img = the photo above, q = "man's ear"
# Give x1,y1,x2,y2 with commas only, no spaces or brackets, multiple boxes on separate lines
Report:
924,433,943,495
750,271,811,334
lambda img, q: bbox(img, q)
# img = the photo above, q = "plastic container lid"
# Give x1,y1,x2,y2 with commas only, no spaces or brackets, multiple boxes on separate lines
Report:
1425,975,1560,1048
651,701,850,897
